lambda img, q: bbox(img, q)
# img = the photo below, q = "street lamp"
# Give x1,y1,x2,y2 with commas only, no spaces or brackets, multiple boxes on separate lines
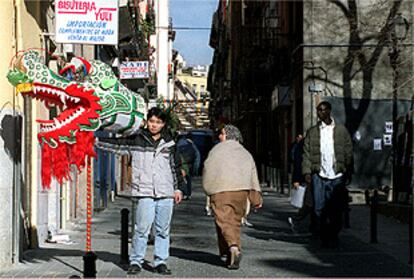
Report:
389,12,409,201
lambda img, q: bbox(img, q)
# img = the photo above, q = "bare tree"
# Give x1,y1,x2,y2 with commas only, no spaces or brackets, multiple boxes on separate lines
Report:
329,0,403,134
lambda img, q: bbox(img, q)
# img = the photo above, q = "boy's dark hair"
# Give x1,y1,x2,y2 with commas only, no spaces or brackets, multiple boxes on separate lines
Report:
147,107,167,122
317,101,332,111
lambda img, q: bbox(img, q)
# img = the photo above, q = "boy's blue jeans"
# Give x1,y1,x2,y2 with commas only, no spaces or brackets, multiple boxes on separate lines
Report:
129,197,174,268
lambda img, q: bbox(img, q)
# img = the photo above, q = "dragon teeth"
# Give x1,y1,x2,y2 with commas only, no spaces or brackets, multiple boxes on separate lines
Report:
59,94,66,105
32,86,81,105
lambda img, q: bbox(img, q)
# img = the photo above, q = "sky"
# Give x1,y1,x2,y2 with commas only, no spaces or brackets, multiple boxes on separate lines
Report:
170,0,218,66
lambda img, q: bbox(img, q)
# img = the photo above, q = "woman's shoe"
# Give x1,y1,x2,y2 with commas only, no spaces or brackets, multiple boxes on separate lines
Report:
227,247,242,270
241,218,253,227
205,206,212,216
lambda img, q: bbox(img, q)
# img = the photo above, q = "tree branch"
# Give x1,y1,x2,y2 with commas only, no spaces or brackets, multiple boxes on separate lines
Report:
328,0,350,18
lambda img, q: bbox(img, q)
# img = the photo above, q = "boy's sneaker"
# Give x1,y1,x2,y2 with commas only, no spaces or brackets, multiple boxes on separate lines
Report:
154,264,172,275
127,264,141,275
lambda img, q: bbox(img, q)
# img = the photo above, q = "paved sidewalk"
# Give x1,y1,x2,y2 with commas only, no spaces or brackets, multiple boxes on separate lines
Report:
0,178,412,277
345,203,412,266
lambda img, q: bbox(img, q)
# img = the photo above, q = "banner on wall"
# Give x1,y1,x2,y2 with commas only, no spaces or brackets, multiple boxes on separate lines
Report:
55,0,119,45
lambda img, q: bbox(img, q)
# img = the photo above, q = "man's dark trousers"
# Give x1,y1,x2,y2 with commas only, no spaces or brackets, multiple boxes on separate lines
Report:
312,174,347,246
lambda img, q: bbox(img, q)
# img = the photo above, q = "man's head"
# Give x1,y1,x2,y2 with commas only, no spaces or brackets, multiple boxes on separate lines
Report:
317,101,332,123
147,107,167,136
295,134,303,142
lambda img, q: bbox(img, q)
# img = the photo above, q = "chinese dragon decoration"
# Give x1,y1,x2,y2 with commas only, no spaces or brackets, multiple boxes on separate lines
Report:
7,49,146,188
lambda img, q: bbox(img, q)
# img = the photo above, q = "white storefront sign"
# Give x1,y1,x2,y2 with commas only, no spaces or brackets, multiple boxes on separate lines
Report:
119,61,150,79
55,0,119,45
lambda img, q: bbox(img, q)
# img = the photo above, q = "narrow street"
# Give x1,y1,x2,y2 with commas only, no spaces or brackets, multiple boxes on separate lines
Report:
0,177,412,278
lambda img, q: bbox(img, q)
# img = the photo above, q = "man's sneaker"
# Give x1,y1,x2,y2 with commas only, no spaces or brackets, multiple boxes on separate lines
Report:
127,264,141,275
154,264,172,275
287,217,297,232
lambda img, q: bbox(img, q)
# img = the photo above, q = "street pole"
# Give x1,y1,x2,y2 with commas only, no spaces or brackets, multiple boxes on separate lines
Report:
390,43,399,203
388,12,409,203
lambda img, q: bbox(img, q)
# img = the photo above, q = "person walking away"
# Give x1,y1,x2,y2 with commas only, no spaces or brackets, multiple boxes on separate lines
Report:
176,135,200,199
287,134,314,232
203,124,262,270
302,101,353,248
187,134,201,177
96,107,184,275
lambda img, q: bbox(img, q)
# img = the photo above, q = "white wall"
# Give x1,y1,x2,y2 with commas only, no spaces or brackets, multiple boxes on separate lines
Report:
155,0,170,100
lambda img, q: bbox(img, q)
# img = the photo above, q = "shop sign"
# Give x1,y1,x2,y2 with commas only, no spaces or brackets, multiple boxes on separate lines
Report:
55,0,119,45
120,61,150,79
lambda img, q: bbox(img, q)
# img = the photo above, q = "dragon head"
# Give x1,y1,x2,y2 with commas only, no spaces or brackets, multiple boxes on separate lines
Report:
7,50,102,187
8,50,102,147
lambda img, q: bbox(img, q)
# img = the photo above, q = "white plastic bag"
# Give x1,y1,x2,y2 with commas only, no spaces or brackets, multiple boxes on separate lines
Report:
290,185,306,208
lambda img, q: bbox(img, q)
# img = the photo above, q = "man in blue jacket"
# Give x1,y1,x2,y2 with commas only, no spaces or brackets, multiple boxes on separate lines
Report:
96,107,184,275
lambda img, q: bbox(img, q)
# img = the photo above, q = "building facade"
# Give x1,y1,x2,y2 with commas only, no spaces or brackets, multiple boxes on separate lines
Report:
0,0,171,267
208,0,413,197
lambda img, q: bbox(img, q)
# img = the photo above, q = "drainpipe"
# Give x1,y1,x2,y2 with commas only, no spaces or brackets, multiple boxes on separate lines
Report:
11,0,23,263
20,2,34,251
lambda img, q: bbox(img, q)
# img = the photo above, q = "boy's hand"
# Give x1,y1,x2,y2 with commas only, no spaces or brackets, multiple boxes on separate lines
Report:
174,191,183,204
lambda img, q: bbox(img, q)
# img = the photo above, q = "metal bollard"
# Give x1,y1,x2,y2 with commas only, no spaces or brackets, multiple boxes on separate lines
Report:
273,168,280,191
280,170,285,195
261,164,266,185
364,189,370,205
83,251,97,278
266,166,271,188
344,190,351,228
409,203,413,264
120,208,129,264
370,190,378,243
269,167,274,189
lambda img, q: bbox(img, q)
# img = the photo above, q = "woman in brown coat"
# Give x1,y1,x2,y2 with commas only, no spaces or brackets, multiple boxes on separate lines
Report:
202,124,262,270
